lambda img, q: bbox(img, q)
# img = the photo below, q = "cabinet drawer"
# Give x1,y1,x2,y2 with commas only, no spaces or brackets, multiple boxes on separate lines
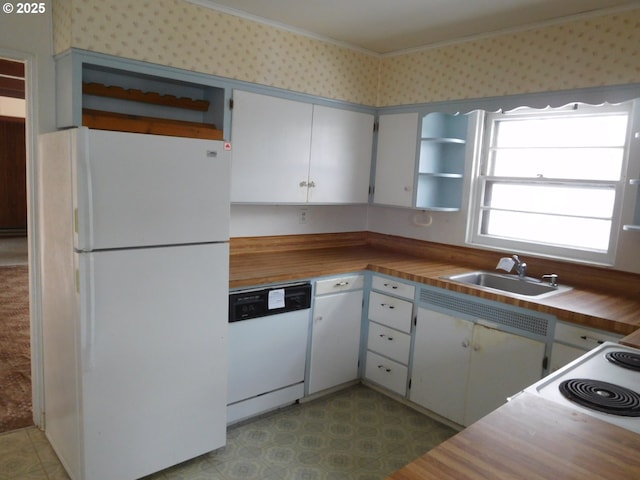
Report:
367,322,411,364
368,291,413,333
371,276,415,300
315,275,364,295
554,321,621,349
365,351,408,396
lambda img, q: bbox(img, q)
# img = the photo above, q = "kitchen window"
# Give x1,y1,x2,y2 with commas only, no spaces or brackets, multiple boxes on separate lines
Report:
468,102,632,264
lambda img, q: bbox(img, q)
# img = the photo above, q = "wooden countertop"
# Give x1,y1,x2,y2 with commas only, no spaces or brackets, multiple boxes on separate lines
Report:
386,392,640,480
230,238,640,335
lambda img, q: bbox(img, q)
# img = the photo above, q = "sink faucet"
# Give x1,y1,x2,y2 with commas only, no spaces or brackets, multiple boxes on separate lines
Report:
542,273,559,287
512,255,527,278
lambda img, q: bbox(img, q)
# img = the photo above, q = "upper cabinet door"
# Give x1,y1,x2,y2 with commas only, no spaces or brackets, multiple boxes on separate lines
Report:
231,90,312,203
308,105,374,204
373,112,419,207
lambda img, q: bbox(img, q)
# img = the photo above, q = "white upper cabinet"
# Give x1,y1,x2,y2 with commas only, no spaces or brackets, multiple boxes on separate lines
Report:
308,105,374,203
231,90,313,203
231,90,374,204
373,112,419,207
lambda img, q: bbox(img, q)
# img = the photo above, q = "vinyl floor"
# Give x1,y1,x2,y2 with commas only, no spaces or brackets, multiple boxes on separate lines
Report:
0,385,458,480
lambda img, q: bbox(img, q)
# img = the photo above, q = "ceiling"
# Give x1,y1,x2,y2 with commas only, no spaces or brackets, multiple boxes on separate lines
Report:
190,0,639,54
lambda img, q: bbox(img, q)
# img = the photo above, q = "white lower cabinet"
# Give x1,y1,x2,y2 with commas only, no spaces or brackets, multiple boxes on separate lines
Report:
365,351,408,396
410,307,545,426
367,322,411,364
364,276,414,396
464,322,545,425
368,291,413,333
409,309,472,425
550,321,622,372
308,276,364,395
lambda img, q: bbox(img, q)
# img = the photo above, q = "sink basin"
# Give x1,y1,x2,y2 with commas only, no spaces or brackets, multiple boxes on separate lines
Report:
442,271,571,298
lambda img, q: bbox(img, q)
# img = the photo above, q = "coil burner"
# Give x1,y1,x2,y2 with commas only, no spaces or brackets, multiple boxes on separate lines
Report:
605,351,640,372
559,378,640,417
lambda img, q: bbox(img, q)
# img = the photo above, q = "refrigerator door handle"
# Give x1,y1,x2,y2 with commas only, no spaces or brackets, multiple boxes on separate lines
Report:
79,255,96,371
73,128,95,250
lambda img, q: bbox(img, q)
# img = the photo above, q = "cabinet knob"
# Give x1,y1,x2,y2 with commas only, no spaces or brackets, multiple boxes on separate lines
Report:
308,181,316,188
334,281,350,287
403,186,411,192
379,334,394,341
380,303,395,310
378,364,391,373
461,340,470,348
299,180,308,187
383,283,398,290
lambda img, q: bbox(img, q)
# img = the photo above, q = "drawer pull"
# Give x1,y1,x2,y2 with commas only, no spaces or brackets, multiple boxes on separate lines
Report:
383,283,398,290
379,334,394,341
334,281,350,287
380,303,395,309
377,364,392,373
580,335,604,345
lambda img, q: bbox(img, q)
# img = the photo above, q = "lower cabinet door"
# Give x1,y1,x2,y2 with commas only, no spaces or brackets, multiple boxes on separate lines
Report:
365,351,408,396
464,324,545,426
308,289,363,395
410,308,473,425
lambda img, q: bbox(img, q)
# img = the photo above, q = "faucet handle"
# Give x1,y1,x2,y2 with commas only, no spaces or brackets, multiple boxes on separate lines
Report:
542,274,559,287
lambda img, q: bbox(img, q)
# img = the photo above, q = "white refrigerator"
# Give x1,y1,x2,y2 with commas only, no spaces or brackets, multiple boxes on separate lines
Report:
38,127,230,480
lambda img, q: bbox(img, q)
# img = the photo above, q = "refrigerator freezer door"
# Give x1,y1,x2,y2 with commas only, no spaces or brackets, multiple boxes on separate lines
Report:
77,243,228,480
72,128,230,251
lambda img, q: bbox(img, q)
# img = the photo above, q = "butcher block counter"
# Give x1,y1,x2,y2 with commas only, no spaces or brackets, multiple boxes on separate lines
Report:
386,392,640,480
230,232,640,335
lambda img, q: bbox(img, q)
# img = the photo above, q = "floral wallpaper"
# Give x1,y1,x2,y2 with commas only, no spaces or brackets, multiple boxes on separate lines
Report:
52,0,72,54
378,8,640,106
52,0,379,106
52,1,640,107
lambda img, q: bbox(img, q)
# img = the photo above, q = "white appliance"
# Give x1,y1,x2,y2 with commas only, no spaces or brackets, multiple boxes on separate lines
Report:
39,128,230,480
525,341,640,434
227,283,311,424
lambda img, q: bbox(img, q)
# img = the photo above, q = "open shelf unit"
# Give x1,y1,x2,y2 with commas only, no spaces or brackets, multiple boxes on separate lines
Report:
416,112,468,210
55,50,230,140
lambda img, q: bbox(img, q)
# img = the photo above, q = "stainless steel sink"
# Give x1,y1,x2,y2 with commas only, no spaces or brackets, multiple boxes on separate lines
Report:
442,271,571,299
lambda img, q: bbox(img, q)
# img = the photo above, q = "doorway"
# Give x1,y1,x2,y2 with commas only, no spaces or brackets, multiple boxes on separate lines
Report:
0,56,32,433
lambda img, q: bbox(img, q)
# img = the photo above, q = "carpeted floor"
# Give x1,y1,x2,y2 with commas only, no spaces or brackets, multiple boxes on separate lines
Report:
0,265,32,433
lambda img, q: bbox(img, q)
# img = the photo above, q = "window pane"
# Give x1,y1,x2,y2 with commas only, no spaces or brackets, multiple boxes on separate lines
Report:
489,148,624,181
494,114,628,148
485,183,616,218
482,210,611,251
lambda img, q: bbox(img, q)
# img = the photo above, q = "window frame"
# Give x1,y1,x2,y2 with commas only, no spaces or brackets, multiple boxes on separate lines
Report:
467,102,633,265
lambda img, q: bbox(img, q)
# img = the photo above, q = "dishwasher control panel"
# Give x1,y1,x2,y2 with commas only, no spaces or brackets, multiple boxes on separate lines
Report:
229,282,311,322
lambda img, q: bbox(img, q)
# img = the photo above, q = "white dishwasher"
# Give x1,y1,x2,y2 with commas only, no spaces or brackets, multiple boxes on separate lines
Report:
227,282,311,424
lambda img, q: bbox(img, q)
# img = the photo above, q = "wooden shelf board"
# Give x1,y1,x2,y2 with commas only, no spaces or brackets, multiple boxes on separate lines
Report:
83,82,210,111
82,109,223,140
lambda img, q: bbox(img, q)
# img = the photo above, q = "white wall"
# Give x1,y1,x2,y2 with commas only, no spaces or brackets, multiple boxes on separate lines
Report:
230,205,368,237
